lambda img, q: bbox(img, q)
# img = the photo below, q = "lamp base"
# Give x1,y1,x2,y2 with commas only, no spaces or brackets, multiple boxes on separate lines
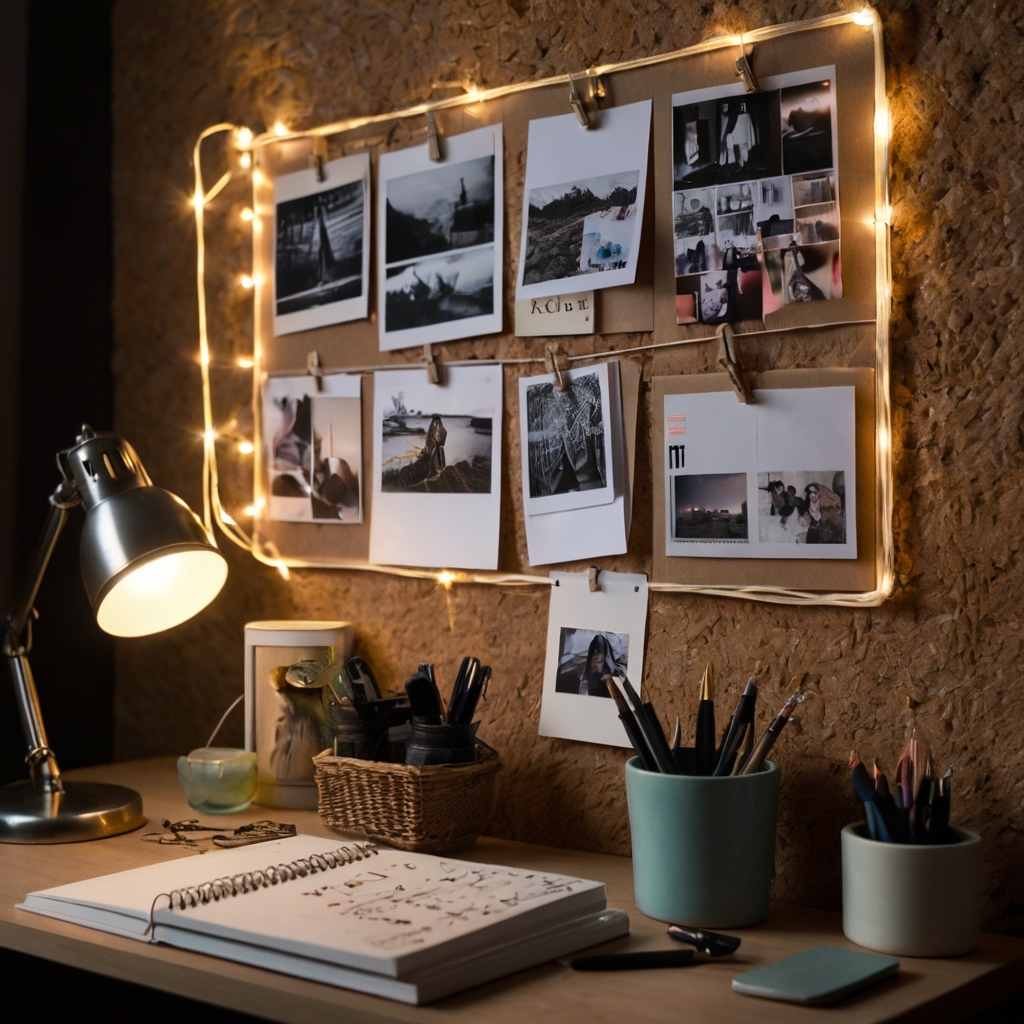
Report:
0,780,144,843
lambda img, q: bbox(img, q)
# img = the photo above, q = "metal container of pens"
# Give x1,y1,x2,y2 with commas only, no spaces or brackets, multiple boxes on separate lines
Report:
313,656,501,853
616,669,796,929
842,735,981,957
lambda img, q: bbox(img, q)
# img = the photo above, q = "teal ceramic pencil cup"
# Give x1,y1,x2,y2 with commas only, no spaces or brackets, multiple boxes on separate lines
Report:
625,756,780,927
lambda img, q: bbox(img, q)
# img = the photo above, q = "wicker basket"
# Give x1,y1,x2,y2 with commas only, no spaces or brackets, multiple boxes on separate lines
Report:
312,746,502,853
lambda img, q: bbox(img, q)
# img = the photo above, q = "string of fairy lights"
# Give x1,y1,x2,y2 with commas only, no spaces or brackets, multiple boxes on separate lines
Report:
189,6,894,606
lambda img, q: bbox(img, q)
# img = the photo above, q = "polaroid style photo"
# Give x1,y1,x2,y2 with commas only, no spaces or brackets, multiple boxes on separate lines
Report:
377,124,503,351
516,100,651,301
674,188,719,276
261,373,363,523
369,365,502,569
519,361,616,516
273,153,370,337
539,570,649,748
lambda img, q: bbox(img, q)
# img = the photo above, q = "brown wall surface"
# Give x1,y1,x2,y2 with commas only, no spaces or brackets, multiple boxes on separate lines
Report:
111,0,1024,931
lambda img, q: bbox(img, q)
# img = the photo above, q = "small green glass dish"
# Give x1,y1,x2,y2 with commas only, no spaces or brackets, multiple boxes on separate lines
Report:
177,747,258,814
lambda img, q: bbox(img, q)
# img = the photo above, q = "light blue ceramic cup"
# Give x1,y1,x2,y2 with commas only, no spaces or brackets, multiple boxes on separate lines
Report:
625,756,780,927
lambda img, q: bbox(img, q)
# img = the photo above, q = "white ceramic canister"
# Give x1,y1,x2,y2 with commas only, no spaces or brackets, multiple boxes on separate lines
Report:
244,621,354,809
841,824,981,957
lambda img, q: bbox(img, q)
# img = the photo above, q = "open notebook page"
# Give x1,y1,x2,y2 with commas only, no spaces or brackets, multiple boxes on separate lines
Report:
20,834,606,979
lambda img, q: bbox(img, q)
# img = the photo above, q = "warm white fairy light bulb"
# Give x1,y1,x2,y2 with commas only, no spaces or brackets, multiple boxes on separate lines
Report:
237,441,254,455
240,207,254,222
272,121,289,137
235,126,254,149
852,8,876,26
240,274,254,289
239,152,252,169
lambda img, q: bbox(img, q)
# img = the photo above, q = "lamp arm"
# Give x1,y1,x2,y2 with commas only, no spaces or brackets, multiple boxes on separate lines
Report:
3,480,80,794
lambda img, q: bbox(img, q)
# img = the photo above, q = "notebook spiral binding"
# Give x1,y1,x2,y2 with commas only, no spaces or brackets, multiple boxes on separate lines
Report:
145,841,378,940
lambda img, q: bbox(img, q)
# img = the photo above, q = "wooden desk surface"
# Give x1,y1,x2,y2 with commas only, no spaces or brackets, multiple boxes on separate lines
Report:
1,758,1021,1024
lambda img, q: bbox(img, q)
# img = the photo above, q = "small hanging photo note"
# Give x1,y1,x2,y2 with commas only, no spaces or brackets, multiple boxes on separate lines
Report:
377,124,503,351
513,291,595,336
261,372,363,524
516,100,652,302
539,570,649,748
273,153,371,337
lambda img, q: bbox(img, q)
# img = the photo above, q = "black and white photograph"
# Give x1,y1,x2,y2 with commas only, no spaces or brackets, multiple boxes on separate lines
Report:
384,154,494,265
272,153,370,336
522,170,639,286
791,169,835,208
712,92,783,183
262,374,363,524
757,471,847,545
671,473,749,541
517,100,651,300
379,392,492,494
539,570,649,748
378,124,503,351
384,248,495,333
762,239,842,312
753,175,794,247
370,366,502,570
520,362,619,517
553,628,630,697
675,250,763,326
794,201,840,244
715,182,758,251
780,78,835,175
674,188,718,275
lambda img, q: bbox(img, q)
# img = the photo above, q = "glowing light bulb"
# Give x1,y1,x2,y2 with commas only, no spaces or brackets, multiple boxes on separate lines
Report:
191,192,204,211
240,207,254,222
236,356,254,369
243,504,257,517
235,126,254,149
251,169,264,186
273,121,289,137
239,152,252,169
237,441,254,455
204,429,217,445
240,274,254,289
199,350,210,366
852,8,875,26
437,570,456,588
874,107,891,143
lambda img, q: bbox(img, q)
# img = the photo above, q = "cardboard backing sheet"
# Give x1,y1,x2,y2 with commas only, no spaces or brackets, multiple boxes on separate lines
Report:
652,368,876,591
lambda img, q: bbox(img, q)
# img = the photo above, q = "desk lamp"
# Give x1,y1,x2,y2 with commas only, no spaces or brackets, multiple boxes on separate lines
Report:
1,426,228,843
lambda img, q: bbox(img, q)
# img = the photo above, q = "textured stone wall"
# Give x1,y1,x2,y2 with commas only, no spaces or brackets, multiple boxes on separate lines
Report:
112,0,1024,930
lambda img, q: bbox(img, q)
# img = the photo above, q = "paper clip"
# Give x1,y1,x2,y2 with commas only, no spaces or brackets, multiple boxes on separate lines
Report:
734,46,759,93
423,343,441,385
306,350,325,392
568,75,589,128
425,111,443,162
309,136,328,182
716,324,753,404
588,566,601,593
544,342,569,391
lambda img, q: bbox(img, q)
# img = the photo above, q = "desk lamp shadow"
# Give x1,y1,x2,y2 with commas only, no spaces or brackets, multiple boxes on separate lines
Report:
1,426,228,843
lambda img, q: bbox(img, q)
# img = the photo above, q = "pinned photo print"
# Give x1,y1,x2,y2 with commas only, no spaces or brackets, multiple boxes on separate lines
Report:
517,100,651,300
539,570,650,747
671,67,842,325
378,124,503,350
553,628,629,697
671,473,749,542
520,362,616,516
262,373,363,524
370,365,502,570
757,471,847,545
273,153,370,336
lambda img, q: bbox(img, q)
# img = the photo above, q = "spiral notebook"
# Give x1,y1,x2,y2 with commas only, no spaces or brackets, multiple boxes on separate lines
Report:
18,834,629,1004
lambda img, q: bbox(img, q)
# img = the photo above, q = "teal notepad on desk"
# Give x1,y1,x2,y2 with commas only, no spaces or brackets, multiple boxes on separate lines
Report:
732,946,899,1005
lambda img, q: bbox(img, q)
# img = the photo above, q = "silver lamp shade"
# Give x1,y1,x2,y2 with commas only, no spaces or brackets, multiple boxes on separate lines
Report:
66,432,228,637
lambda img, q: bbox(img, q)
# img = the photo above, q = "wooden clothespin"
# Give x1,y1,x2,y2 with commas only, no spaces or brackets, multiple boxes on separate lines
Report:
309,136,328,182
588,71,606,100
306,350,324,392
544,342,569,391
423,343,441,385
716,324,753,404
735,45,759,93
425,111,443,162
588,566,601,592
568,75,590,128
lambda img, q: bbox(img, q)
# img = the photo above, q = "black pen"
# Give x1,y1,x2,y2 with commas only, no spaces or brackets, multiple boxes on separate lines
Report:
446,657,473,724
712,677,758,776
449,664,490,726
607,678,657,772
620,677,678,775
695,664,716,776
